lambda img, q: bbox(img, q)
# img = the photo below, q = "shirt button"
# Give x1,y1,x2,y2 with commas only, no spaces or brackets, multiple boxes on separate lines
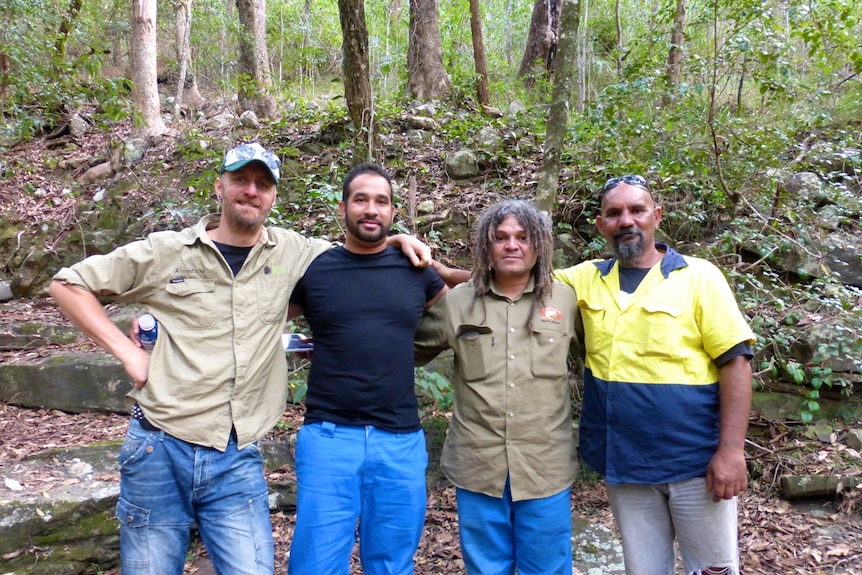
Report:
548,337,554,343
509,327,515,333
509,382,515,388
508,411,515,417
510,302,515,307
509,354,515,360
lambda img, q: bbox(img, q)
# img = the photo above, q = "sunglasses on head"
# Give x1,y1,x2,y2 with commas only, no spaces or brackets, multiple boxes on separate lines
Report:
601,175,650,195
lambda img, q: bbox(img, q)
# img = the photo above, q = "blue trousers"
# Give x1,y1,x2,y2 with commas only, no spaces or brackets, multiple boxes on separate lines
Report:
116,419,274,575
288,421,428,575
456,478,573,575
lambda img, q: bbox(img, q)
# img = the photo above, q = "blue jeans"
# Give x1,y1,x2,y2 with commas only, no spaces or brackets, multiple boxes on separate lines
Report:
606,478,739,575
116,418,274,575
455,479,573,575
288,421,427,575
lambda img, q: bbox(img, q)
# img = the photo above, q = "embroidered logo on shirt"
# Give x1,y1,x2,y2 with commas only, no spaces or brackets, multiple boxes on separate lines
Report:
173,267,205,276
540,307,563,322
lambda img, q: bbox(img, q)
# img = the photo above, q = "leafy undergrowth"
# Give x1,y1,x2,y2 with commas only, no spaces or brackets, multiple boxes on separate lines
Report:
1,401,860,574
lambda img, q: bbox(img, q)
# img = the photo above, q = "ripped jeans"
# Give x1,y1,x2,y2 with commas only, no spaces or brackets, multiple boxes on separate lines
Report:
606,477,739,575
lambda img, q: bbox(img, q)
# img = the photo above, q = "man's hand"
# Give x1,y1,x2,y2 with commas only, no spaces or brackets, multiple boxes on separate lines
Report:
706,445,748,501
122,347,152,389
387,234,432,267
128,316,143,349
709,354,753,501
125,316,150,388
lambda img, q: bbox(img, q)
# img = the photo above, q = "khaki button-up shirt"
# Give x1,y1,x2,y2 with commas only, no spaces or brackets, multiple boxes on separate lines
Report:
53,215,331,450
415,278,580,501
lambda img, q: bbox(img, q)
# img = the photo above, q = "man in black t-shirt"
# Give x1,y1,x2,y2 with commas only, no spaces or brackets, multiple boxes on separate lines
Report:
288,163,446,575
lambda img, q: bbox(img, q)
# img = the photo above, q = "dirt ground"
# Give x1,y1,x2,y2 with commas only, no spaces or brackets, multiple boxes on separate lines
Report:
1,400,861,574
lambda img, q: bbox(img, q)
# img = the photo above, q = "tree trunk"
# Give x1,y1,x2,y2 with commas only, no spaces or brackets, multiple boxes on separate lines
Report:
236,0,276,119
338,0,376,163
0,52,9,115
55,0,83,62
575,0,589,111
406,0,450,101
173,0,204,118
130,0,167,139
535,0,581,214
518,0,562,86
468,0,490,107
661,0,688,108
613,0,622,78
779,475,862,499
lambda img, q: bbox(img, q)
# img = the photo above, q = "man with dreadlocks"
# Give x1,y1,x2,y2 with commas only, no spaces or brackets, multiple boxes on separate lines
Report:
415,199,581,575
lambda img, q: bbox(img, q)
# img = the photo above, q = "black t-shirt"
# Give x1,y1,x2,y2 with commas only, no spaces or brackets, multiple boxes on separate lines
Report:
291,246,444,432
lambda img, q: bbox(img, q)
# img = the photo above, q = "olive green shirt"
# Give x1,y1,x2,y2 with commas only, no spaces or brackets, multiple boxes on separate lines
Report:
53,215,331,450
415,278,580,501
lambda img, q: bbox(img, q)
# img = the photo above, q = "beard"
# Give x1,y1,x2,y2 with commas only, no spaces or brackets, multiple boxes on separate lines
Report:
227,205,267,232
613,228,645,267
345,215,390,244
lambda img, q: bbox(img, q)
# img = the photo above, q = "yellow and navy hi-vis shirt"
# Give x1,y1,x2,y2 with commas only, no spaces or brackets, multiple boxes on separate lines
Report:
554,246,755,484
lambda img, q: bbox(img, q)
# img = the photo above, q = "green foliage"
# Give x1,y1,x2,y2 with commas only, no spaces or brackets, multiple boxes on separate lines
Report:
726,249,862,421
414,367,453,412
288,368,309,405
2,0,859,427
88,77,133,128
1,0,124,139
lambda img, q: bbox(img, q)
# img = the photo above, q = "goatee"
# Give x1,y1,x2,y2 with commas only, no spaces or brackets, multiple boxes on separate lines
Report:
614,228,645,268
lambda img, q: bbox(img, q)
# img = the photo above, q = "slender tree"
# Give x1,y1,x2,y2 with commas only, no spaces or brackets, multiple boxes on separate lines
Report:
406,0,450,101
173,0,189,118
0,51,9,116
131,0,167,138
613,0,622,78
535,0,581,213
338,0,376,162
518,0,562,86
236,0,276,118
55,0,83,62
467,0,490,107
576,0,589,111
662,0,688,108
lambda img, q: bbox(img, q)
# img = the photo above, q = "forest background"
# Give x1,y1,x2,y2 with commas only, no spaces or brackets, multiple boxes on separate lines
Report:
1,0,862,572
3,0,861,414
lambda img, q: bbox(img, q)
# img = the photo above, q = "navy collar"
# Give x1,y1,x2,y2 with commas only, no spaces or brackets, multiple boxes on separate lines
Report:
593,244,687,279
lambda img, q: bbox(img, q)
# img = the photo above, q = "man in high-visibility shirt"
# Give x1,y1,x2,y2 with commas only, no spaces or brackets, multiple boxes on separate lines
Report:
554,175,755,575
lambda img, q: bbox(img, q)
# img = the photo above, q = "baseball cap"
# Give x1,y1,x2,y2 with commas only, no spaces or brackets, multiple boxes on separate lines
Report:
221,142,281,183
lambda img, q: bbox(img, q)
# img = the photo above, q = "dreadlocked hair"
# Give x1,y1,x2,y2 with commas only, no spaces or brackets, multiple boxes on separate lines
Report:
469,199,555,331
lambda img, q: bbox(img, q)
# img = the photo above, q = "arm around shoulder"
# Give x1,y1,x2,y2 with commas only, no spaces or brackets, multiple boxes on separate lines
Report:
387,234,431,267
432,260,470,288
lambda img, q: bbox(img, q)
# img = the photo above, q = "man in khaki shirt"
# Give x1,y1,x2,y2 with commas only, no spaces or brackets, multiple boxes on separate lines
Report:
415,199,581,575
50,143,429,575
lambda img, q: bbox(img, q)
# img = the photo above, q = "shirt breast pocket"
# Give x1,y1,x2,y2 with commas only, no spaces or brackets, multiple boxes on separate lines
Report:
255,272,292,323
165,279,219,328
639,303,684,358
530,325,570,378
454,325,493,382
577,299,606,351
